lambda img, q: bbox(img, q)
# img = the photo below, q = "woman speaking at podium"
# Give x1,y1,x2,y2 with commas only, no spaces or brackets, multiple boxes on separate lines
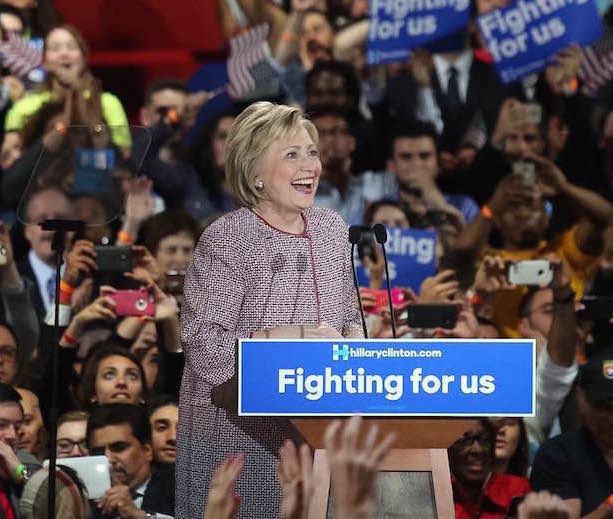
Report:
176,102,363,519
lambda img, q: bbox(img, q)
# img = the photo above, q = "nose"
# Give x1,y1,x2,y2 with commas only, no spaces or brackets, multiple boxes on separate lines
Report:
115,374,127,388
5,425,18,444
71,443,84,456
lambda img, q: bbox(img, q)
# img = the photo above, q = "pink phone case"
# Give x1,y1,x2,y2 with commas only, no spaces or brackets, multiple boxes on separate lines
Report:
111,290,155,317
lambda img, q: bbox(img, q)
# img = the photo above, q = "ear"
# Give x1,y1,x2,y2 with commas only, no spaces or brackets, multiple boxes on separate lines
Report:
143,441,154,463
517,318,532,338
23,224,34,245
139,107,150,127
386,158,395,173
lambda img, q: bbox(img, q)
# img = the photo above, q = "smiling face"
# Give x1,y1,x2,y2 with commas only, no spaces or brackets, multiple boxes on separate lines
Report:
150,404,178,465
449,421,494,488
44,28,86,84
255,124,322,217
16,388,44,455
94,355,144,405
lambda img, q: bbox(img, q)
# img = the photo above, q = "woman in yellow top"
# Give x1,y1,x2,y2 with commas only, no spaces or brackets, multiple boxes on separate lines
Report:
5,24,131,151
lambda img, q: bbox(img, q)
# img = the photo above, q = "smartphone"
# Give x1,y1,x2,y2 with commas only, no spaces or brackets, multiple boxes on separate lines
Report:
43,455,110,499
110,289,155,317
507,260,553,286
399,304,459,329
577,296,613,320
362,288,408,315
94,245,133,273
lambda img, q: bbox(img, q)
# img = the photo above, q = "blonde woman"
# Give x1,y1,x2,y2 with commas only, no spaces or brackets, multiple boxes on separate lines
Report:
177,102,362,519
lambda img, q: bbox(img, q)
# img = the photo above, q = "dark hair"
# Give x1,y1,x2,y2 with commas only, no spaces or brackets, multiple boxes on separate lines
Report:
388,119,439,158
138,209,201,256
44,24,89,59
301,7,334,28
23,186,71,223
57,410,90,430
308,104,351,124
79,342,149,409
517,287,542,319
503,418,530,478
363,199,410,227
144,78,187,106
0,382,21,406
147,394,178,419
20,100,65,147
305,60,360,114
87,404,151,447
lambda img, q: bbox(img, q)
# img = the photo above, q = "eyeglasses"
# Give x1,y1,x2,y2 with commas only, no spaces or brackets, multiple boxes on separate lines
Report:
57,438,88,454
454,431,493,450
0,347,17,363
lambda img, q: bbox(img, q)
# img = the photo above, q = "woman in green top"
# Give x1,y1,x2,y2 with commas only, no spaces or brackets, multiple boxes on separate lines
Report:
5,24,131,151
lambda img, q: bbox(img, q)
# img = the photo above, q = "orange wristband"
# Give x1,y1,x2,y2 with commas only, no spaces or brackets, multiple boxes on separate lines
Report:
55,121,67,135
281,31,298,42
59,291,72,305
62,331,78,346
60,280,74,295
606,494,613,508
117,231,133,245
471,293,484,306
481,205,494,220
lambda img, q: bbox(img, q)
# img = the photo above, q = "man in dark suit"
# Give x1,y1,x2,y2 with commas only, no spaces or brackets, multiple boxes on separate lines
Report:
88,404,175,519
18,187,73,320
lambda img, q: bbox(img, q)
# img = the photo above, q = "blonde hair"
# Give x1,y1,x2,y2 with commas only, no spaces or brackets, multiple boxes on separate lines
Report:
224,102,318,207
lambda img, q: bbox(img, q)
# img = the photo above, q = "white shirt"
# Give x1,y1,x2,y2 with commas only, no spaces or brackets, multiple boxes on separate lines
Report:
416,50,474,134
132,478,174,519
28,249,55,313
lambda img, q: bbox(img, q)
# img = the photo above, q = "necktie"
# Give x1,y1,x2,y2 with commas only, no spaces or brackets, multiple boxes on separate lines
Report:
46,276,56,305
447,66,461,116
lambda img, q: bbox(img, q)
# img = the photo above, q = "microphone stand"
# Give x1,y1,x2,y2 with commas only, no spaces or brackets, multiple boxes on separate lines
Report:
41,219,84,519
373,224,397,339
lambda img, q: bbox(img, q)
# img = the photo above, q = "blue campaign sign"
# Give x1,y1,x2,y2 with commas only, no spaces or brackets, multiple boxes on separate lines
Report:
477,0,603,83
367,0,471,65
238,339,535,416
356,228,437,291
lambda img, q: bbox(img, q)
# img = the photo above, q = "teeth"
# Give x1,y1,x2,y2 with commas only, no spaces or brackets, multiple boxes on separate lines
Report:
292,178,313,186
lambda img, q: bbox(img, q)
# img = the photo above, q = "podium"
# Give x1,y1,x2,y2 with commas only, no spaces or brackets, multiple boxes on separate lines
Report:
291,418,475,519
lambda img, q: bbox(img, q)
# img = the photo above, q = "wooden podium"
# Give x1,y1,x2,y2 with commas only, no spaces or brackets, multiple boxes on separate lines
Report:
290,418,476,519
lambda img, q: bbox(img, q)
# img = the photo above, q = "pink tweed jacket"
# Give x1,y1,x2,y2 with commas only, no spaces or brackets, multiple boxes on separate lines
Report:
176,206,362,519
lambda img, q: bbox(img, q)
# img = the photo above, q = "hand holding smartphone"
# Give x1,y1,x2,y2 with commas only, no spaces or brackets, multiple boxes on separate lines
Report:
507,260,553,286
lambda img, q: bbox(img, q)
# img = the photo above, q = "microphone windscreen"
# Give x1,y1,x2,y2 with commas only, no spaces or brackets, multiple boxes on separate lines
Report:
372,223,388,244
348,225,362,244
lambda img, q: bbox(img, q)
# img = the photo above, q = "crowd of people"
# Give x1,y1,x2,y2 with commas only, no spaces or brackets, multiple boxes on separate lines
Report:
0,0,610,517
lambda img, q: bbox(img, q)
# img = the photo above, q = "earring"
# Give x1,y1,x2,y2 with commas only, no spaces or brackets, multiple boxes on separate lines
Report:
255,178,264,190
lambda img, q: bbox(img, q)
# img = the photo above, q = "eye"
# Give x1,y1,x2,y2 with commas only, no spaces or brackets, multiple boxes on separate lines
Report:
127,370,140,381
286,151,297,159
102,370,115,380
308,149,319,157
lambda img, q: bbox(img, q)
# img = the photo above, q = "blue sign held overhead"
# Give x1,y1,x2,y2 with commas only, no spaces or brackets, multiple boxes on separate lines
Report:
356,228,437,292
238,339,535,416
477,0,603,83
367,0,471,65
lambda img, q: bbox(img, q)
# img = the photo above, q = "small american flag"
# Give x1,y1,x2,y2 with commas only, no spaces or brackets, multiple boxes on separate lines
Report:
0,34,42,78
227,23,278,99
579,24,613,97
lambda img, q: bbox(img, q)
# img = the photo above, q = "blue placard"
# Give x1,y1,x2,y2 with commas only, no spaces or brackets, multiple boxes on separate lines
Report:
238,339,535,416
356,228,437,291
367,0,471,65
477,0,603,83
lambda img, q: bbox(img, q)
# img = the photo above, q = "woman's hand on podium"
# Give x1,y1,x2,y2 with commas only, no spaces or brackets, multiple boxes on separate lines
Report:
203,453,244,519
324,416,395,519
253,324,342,339
278,440,313,519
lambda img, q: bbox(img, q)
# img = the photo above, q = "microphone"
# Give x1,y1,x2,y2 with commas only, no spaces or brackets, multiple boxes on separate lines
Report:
258,253,286,330
372,224,397,339
290,253,308,323
348,225,369,338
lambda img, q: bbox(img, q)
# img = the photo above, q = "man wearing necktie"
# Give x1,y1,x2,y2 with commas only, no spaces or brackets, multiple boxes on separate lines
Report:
88,404,175,519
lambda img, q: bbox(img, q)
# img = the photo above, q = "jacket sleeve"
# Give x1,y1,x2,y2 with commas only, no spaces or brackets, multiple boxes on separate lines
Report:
180,227,246,386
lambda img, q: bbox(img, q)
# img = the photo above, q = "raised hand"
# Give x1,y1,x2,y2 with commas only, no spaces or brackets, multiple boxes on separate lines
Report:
278,440,313,519
324,416,395,519
419,270,460,303
517,491,571,519
63,239,97,287
204,454,244,519
474,256,514,295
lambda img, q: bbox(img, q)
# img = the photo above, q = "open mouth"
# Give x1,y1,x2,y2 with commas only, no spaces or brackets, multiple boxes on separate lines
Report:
291,177,315,194
112,392,131,401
